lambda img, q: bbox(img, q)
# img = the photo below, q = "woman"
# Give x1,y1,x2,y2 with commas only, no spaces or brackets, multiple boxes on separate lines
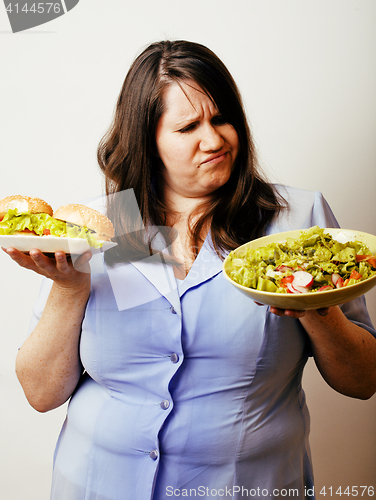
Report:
7,40,376,500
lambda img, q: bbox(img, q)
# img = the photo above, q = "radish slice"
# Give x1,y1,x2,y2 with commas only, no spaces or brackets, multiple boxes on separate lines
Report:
275,265,293,272
331,273,344,288
335,276,344,288
286,283,301,294
286,270,314,294
292,271,314,288
292,284,310,293
331,273,340,286
286,282,310,294
318,285,334,291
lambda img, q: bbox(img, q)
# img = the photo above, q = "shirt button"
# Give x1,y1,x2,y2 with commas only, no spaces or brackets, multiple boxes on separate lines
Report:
170,305,177,314
149,449,159,460
160,399,170,410
170,353,179,363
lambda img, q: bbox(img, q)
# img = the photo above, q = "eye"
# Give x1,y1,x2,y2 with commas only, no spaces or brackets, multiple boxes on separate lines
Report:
211,115,228,126
178,122,197,133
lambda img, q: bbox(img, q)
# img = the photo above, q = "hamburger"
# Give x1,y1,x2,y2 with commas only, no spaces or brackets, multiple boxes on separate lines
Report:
0,195,114,249
0,195,54,235
53,203,115,247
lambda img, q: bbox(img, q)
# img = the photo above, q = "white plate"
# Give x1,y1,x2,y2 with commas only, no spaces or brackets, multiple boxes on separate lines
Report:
0,234,117,255
223,228,376,310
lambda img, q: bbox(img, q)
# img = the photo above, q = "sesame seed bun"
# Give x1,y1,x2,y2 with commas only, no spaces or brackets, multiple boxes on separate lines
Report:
53,204,115,241
0,195,53,217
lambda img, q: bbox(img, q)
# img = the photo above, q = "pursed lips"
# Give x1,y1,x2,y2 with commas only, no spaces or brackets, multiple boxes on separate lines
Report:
200,150,230,166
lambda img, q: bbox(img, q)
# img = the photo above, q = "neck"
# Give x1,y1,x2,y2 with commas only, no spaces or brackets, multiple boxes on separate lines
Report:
163,187,212,225
162,187,211,278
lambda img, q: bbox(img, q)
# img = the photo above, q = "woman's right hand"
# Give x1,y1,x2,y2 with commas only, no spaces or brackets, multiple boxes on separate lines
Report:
2,247,92,293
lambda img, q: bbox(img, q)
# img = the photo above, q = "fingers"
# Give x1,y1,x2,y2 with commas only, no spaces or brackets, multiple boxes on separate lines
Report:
53,251,72,272
254,301,304,317
254,302,306,318
255,300,331,319
2,247,92,281
268,306,331,318
2,247,46,275
71,251,92,273
316,308,330,316
269,306,307,319
29,249,65,275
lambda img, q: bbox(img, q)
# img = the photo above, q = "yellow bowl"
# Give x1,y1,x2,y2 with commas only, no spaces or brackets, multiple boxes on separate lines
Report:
222,228,376,310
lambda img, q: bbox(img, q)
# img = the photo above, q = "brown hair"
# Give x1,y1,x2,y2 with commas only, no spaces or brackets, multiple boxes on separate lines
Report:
97,40,286,264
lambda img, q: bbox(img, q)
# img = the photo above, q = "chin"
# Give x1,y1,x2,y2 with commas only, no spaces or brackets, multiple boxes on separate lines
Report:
206,172,231,193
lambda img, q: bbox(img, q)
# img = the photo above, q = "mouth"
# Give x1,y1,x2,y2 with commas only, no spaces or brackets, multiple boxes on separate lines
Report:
200,151,229,166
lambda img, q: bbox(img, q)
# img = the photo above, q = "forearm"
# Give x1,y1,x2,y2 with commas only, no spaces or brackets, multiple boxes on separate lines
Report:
16,282,90,412
300,306,376,399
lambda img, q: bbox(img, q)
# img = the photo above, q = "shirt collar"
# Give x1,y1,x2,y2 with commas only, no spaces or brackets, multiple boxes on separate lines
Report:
177,234,224,298
130,231,224,306
106,231,224,314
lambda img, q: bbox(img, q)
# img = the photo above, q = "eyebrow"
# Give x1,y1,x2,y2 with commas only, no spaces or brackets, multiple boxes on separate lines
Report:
173,108,223,130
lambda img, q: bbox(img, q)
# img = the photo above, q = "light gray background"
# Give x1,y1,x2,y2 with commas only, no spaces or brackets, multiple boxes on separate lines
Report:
0,1,375,498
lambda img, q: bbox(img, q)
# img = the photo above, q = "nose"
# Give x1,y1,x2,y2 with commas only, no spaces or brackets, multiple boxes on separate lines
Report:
199,123,224,152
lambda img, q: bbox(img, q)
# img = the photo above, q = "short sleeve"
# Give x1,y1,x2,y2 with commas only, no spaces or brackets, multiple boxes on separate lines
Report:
268,186,339,234
310,191,339,229
340,296,376,338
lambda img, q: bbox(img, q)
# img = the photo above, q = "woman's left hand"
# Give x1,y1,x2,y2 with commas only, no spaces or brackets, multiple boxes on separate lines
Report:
270,306,329,318
254,301,329,318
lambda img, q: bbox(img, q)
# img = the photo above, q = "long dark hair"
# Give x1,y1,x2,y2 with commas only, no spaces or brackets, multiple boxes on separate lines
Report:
97,40,286,264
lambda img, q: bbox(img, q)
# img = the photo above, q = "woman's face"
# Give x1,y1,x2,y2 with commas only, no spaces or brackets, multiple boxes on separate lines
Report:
155,80,239,203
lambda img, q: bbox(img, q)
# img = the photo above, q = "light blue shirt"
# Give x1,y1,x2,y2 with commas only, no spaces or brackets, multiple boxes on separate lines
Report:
28,186,376,500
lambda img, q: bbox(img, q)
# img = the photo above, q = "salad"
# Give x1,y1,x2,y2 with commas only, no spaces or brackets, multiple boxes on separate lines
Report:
226,226,376,294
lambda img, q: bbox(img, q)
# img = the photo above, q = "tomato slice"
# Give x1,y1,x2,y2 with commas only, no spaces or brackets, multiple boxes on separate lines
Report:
356,254,369,262
20,228,37,235
356,254,376,268
367,257,376,268
280,275,294,288
349,269,362,281
43,229,51,235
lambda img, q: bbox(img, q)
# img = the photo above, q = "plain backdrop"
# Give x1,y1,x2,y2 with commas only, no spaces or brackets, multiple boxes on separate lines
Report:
0,1,375,498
